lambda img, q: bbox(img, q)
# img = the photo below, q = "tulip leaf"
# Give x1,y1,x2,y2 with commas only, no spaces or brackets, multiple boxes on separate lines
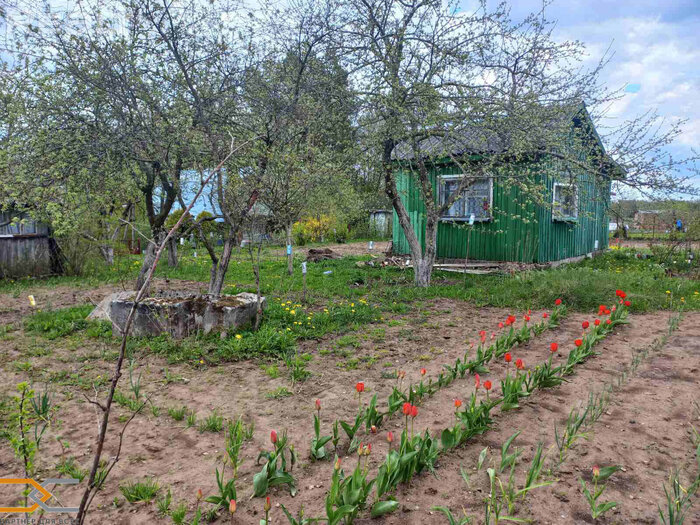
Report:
441,428,456,449
595,465,621,481
371,500,399,517
253,471,268,497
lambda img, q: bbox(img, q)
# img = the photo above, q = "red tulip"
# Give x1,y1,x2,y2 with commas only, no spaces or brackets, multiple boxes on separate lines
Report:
315,399,321,411
410,405,418,418
575,339,583,347
355,382,365,393
592,465,600,478
386,431,394,443
498,322,504,329
582,321,590,329
606,319,612,325
543,312,549,318
371,425,377,434
555,298,562,306
454,399,462,408
366,443,372,455
504,352,512,363
265,496,271,512
402,402,411,415
550,342,558,353
420,368,426,376
523,315,530,322
270,430,277,444
615,289,623,297
334,457,342,470
196,489,203,501
479,330,486,337
594,319,600,326
505,315,516,326
515,358,524,370
624,300,631,307
483,380,492,391
474,373,480,390
229,499,237,514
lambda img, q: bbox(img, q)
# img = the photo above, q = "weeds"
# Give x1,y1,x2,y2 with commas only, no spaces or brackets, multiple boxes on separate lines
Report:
198,411,224,433
226,416,254,478
157,488,172,516
432,506,473,524
119,478,160,503
56,456,87,482
168,406,188,422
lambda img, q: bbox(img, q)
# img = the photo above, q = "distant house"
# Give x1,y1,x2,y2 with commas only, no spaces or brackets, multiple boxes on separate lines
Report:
0,208,63,278
391,103,623,263
633,210,670,231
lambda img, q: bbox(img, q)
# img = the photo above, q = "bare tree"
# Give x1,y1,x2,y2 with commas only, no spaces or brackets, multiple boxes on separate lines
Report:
335,0,698,286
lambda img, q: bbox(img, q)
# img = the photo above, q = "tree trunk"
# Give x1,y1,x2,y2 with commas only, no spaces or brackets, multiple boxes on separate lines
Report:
135,230,163,292
98,245,114,266
208,236,235,296
253,244,263,331
410,213,438,287
286,221,293,276
167,237,178,267
383,139,437,287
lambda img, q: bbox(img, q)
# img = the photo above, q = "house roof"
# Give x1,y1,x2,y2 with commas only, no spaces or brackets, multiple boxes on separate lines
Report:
391,102,625,178
392,127,507,160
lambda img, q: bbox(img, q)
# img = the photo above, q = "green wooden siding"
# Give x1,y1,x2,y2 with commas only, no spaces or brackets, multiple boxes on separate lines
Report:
392,163,610,263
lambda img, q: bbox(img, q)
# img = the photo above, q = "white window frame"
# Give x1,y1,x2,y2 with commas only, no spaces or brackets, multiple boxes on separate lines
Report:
552,182,579,221
438,175,493,222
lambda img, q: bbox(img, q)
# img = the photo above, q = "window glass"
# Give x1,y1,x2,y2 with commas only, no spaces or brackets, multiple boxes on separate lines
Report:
440,177,491,220
553,183,577,219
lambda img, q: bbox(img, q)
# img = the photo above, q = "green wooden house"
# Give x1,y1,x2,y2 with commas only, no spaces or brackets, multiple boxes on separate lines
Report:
391,104,622,264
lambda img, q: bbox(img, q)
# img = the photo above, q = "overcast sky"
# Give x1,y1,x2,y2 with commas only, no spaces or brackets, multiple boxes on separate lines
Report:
462,0,699,197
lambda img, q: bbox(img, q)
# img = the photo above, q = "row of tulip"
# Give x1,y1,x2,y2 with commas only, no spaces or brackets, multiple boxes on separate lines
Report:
325,301,569,457
313,292,631,523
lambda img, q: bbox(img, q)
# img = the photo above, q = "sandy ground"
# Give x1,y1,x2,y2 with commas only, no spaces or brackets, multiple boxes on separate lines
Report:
0,285,698,524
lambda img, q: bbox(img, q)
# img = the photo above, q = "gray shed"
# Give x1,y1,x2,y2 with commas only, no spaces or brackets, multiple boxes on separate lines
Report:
369,209,392,238
0,209,62,278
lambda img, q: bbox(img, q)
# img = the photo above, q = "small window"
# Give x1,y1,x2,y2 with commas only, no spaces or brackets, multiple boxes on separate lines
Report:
553,182,578,221
439,176,492,221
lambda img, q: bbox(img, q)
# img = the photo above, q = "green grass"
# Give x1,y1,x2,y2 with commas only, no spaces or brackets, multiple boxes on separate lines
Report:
6,246,700,368
56,457,88,482
198,410,224,433
265,387,293,399
23,305,95,339
167,406,187,421
119,478,160,503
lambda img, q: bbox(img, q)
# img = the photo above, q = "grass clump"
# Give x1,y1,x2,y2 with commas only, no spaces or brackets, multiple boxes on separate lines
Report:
119,478,160,503
23,305,94,339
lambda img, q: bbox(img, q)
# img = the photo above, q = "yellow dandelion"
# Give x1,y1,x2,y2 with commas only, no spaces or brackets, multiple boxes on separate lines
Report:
235,334,242,340
290,310,296,315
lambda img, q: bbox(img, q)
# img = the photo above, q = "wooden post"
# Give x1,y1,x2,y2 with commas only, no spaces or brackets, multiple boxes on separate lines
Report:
463,214,474,285
301,261,307,304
